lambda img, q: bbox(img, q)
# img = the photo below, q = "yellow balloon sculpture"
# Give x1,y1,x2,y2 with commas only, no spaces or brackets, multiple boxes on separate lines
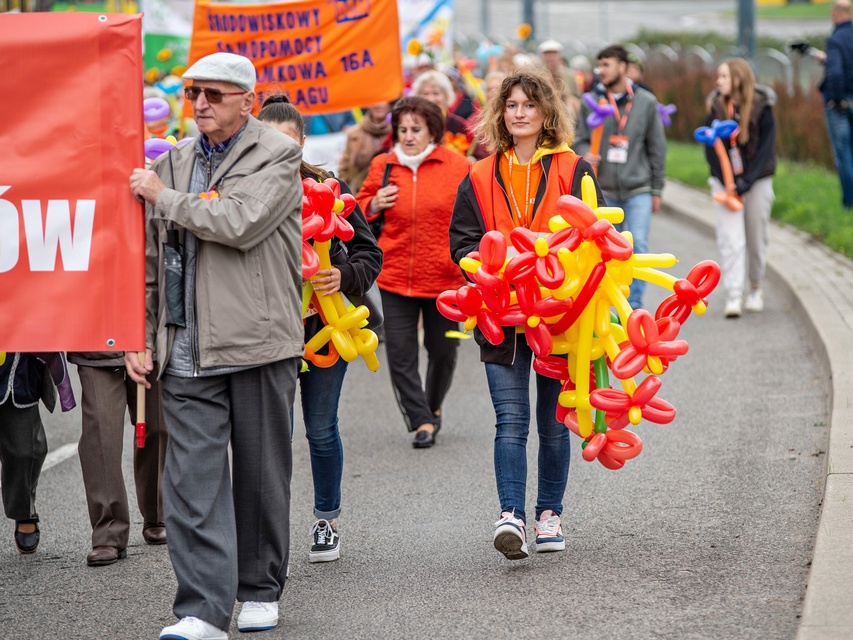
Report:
438,172,721,470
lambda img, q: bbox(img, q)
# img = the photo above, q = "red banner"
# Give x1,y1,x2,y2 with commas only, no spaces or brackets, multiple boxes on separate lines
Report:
0,13,146,352
187,0,403,114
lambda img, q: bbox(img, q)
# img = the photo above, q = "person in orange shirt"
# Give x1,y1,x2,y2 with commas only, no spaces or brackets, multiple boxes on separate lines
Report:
450,67,602,560
357,97,470,448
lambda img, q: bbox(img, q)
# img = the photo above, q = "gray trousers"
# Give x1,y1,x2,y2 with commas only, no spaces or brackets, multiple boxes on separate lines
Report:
161,358,298,631
76,365,167,549
0,400,48,522
710,176,774,298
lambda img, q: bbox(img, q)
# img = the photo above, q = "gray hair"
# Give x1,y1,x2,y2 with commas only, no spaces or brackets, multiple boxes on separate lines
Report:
411,70,455,108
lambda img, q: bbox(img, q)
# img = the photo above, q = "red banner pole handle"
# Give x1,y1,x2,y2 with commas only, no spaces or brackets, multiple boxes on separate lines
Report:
136,351,146,448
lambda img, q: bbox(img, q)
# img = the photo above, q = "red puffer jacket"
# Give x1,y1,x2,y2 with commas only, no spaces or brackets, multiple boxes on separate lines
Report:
357,145,470,298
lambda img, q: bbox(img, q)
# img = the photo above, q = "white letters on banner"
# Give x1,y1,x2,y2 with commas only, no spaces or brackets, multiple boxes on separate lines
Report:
0,185,95,273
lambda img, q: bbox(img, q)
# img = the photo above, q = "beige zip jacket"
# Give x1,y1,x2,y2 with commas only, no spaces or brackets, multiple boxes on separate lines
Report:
145,116,304,373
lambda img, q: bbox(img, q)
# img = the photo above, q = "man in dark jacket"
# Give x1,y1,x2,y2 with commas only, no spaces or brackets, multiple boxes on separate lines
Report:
575,44,667,309
820,0,853,208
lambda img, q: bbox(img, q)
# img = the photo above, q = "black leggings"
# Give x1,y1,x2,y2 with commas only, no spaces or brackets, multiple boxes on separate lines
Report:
380,290,459,431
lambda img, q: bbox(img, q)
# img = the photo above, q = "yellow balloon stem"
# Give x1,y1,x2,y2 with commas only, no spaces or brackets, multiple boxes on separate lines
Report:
459,257,482,274
301,284,314,317
631,253,678,268
601,273,633,327
632,267,678,292
595,206,624,224
574,298,596,439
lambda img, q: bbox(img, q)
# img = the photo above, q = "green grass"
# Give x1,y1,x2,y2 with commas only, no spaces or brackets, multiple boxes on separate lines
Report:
666,140,852,256
722,4,829,20
756,4,831,20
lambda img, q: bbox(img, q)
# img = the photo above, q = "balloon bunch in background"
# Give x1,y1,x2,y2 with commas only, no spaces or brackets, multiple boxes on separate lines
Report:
300,178,381,372
142,96,194,162
438,174,720,470
694,119,743,211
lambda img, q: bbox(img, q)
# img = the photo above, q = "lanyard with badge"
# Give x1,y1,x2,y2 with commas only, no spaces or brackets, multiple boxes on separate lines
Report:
605,83,633,164
725,101,744,176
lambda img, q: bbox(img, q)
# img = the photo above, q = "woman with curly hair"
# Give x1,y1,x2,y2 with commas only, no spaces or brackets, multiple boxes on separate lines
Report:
450,67,603,560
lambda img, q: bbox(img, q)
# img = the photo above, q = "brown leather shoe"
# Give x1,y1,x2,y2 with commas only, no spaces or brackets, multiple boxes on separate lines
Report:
142,525,167,545
86,545,127,567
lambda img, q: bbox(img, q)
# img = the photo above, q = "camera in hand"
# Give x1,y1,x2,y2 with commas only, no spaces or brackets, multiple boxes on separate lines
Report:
789,41,812,55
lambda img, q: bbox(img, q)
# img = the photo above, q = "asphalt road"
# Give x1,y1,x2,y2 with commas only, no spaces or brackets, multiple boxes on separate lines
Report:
0,207,830,639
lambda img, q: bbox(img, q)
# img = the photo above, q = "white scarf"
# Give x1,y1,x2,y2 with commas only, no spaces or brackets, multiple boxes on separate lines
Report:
393,142,436,173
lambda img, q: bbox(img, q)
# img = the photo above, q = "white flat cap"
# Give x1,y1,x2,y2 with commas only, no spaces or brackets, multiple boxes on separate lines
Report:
537,39,564,54
183,52,256,92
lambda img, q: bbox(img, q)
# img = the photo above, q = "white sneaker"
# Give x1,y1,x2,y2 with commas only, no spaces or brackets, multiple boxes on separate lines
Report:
159,617,228,640
237,601,279,632
724,296,742,318
534,510,566,552
745,289,764,312
493,511,528,560
309,519,340,563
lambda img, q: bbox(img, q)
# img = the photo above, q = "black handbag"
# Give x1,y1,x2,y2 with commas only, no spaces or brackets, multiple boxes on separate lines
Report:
368,160,392,239
346,283,384,331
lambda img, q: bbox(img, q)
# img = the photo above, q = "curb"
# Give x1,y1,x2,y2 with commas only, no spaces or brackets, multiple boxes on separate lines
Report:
663,181,853,640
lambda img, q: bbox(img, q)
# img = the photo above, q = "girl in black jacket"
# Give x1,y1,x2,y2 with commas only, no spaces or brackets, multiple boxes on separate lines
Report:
704,58,777,318
258,95,382,565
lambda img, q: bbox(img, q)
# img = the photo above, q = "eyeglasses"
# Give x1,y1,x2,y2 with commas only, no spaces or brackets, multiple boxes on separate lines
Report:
184,86,247,104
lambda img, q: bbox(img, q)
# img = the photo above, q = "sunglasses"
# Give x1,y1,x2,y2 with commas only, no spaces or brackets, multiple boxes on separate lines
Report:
184,86,247,104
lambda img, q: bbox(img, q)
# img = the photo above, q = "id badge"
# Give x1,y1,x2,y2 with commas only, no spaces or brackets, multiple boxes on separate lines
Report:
728,146,744,175
606,135,629,164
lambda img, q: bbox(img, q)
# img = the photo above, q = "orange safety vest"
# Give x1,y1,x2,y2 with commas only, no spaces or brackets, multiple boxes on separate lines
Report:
469,150,581,239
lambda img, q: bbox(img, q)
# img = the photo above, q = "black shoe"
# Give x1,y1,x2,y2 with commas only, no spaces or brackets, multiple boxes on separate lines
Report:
413,419,440,449
412,429,434,448
14,517,40,554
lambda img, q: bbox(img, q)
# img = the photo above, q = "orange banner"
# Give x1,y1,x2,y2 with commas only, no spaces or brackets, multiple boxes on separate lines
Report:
187,0,403,114
0,13,146,352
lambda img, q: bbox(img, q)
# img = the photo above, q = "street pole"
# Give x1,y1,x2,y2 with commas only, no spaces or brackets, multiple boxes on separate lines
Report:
523,0,536,42
737,0,756,60
481,0,490,38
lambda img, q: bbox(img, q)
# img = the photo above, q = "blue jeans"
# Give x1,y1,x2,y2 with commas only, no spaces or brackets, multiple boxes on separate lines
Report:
484,341,570,524
825,104,853,208
608,192,652,309
297,357,348,520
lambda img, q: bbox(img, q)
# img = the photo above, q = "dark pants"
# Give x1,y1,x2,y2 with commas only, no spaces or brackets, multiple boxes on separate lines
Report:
380,290,459,431
76,365,167,549
0,400,47,522
161,358,298,631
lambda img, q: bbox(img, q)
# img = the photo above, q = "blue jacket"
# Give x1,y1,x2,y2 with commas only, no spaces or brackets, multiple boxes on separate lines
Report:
821,21,853,105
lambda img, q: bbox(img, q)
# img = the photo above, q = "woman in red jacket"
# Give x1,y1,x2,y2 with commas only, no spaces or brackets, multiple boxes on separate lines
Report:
357,97,470,448
450,67,602,560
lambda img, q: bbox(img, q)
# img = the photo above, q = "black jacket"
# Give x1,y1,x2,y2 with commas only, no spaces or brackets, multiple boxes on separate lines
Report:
704,85,777,195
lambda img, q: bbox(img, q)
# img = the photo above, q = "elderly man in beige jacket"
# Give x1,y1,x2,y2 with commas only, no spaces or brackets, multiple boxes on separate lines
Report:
127,52,303,640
